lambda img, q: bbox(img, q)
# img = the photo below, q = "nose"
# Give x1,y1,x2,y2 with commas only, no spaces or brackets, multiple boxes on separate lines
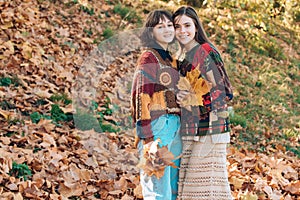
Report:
177,26,185,33
164,26,174,33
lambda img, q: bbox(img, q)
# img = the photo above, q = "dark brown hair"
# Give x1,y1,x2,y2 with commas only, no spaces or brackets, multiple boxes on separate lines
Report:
172,6,210,45
140,9,173,47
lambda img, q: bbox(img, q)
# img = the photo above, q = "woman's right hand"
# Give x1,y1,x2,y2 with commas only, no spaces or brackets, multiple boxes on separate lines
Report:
176,90,189,105
177,90,192,111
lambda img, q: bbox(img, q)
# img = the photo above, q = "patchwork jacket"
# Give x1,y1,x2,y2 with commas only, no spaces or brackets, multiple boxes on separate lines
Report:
131,47,180,139
178,42,233,140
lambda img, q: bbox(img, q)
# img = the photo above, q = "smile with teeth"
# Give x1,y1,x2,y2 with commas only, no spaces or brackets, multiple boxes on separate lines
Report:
178,35,188,39
164,34,173,37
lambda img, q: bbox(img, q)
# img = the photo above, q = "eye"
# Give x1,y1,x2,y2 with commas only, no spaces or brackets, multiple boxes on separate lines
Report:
167,23,173,27
174,24,180,29
156,25,163,29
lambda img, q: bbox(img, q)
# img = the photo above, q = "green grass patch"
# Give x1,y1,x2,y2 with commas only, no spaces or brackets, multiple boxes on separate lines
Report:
0,76,20,87
9,161,32,181
80,6,94,16
50,104,73,123
30,104,72,124
84,28,93,37
50,93,72,105
102,27,114,39
73,109,103,132
35,99,48,106
113,3,142,24
30,111,51,123
0,77,12,86
33,147,43,153
74,97,120,133
230,113,247,128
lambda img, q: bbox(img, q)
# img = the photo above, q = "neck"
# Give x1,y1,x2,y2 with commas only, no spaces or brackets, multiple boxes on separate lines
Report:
156,41,168,50
184,40,198,52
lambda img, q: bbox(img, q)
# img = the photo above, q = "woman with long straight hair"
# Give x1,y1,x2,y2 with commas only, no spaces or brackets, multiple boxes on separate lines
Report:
173,6,234,200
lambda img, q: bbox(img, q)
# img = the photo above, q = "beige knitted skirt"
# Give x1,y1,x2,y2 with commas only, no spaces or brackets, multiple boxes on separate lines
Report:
177,136,233,200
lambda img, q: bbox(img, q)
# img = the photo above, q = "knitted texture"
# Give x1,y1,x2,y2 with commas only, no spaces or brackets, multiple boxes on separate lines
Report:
131,49,180,139
179,43,233,136
178,136,233,200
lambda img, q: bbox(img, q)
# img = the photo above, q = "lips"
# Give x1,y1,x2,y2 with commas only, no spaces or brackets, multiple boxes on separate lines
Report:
177,36,190,42
164,33,174,38
178,35,188,39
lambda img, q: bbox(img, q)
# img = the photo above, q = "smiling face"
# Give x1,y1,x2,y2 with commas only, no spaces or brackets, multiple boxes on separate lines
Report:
174,14,197,49
152,16,175,50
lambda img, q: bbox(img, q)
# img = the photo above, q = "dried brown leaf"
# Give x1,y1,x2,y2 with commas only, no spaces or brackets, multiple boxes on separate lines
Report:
137,139,177,179
285,180,300,195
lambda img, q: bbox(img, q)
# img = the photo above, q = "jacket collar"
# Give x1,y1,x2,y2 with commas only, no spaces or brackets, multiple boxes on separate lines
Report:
152,42,173,62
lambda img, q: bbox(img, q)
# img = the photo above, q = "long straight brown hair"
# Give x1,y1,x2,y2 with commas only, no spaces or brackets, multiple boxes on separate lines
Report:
172,6,211,45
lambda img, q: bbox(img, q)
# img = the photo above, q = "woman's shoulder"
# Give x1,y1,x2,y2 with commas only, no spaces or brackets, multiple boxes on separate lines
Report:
191,43,211,61
140,49,158,59
198,42,215,53
195,43,222,60
138,49,159,65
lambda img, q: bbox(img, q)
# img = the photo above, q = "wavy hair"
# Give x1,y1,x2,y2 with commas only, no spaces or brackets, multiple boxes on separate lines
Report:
140,9,173,48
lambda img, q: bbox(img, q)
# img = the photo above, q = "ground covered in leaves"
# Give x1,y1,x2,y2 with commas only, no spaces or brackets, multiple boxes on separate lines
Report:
0,0,299,199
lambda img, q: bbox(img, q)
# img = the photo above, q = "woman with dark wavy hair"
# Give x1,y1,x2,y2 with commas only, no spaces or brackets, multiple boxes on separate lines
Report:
173,6,233,200
131,9,182,200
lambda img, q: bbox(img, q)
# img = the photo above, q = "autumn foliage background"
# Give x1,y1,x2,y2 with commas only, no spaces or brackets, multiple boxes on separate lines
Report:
0,0,299,199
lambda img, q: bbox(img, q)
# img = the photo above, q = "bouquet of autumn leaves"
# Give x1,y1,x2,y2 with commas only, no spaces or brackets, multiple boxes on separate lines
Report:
177,66,212,107
137,139,178,179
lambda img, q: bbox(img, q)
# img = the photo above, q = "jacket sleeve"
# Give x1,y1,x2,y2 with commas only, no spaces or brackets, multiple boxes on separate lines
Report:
131,51,158,139
193,43,233,111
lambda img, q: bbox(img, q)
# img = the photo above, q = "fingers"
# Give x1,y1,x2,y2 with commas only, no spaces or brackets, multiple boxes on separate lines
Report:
176,90,190,105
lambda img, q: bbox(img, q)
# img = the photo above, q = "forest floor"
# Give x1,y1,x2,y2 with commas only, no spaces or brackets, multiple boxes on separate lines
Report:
0,0,299,199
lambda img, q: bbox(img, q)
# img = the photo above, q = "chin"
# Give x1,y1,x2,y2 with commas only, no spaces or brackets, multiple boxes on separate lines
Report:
179,41,188,45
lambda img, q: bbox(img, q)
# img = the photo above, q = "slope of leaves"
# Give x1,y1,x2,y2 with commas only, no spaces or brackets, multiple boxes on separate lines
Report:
0,0,299,199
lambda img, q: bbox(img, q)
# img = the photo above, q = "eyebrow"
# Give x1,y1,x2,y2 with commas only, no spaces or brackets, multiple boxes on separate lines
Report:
157,20,172,25
175,22,191,25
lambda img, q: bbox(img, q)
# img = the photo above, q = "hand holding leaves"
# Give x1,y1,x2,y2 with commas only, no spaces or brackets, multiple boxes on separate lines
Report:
137,139,178,179
177,67,212,107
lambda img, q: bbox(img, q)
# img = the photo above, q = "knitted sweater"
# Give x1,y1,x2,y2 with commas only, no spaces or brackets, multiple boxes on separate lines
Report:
131,48,180,139
178,43,233,136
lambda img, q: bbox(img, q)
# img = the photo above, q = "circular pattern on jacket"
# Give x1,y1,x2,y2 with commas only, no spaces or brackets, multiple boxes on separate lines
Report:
159,72,172,86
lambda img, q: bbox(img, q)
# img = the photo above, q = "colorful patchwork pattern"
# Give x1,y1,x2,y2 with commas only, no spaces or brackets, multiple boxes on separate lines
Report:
131,48,180,139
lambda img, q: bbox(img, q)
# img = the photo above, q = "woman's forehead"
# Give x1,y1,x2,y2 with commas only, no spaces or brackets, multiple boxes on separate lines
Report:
175,15,193,24
159,15,171,23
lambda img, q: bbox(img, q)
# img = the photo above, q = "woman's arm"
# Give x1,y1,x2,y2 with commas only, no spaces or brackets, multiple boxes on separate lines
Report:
131,51,159,140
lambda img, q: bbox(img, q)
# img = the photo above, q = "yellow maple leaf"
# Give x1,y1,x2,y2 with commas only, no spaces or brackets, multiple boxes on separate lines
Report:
177,76,191,91
186,67,200,86
177,68,212,107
